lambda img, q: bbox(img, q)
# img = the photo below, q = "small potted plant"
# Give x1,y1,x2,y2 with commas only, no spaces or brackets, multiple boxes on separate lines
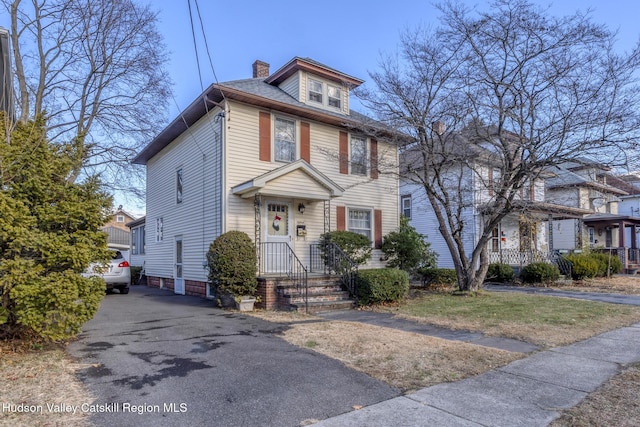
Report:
207,231,258,310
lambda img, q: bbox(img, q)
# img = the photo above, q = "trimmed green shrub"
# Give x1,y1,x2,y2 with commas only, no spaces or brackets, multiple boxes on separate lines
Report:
356,268,409,305
589,253,622,276
207,231,257,299
566,254,599,280
418,267,457,287
319,230,372,265
520,262,560,284
381,216,437,273
486,263,515,283
130,266,143,285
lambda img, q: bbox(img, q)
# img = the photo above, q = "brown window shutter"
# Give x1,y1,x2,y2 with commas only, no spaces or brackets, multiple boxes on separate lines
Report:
374,209,383,249
259,111,271,162
529,183,535,201
370,138,378,179
336,206,346,231
339,131,348,174
301,122,311,163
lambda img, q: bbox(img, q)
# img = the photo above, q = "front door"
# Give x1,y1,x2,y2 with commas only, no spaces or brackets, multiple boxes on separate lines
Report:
264,202,292,273
174,236,185,294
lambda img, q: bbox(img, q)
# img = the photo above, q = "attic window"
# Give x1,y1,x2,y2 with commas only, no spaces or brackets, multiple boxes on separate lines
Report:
308,79,323,104
116,215,125,223
328,85,341,109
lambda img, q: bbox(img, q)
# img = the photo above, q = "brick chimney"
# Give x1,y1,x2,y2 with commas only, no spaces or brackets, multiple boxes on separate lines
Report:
252,60,270,78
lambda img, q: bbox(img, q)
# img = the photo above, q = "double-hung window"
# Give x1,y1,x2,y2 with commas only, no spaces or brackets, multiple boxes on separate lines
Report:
350,136,367,175
327,85,341,109
348,208,372,241
275,117,296,162
401,195,412,219
308,79,323,104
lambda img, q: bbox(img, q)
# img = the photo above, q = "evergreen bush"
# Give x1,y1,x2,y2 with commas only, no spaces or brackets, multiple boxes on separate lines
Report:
566,254,599,280
356,268,409,305
0,117,111,341
486,263,515,283
418,267,457,287
207,231,257,300
381,216,437,273
520,262,560,284
319,230,372,265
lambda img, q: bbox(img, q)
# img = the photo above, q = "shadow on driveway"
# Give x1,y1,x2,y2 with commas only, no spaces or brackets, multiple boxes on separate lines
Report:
67,285,399,427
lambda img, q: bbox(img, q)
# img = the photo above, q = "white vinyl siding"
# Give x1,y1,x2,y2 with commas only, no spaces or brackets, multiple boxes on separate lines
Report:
145,107,224,283
224,101,399,269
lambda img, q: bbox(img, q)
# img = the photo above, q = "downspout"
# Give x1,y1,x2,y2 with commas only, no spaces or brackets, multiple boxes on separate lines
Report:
220,102,227,235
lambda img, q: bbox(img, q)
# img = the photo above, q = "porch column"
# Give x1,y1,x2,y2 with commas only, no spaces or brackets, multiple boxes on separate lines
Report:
619,220,629,271
324,199,331,235
548,214,554,253
254,194,262,273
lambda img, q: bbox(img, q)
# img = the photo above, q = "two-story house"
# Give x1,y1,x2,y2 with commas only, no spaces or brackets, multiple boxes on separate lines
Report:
401,125,589,271
132,57,399,306
545,160,640,272
100,205,137,254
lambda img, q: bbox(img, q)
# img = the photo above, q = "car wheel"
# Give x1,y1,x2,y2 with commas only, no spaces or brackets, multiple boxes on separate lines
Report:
119,287,130,294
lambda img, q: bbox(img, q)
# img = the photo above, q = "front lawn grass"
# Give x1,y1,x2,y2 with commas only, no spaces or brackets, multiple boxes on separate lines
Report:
390,290,640,347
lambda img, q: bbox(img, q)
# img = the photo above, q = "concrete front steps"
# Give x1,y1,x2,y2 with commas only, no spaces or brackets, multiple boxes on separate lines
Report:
278,275,355,313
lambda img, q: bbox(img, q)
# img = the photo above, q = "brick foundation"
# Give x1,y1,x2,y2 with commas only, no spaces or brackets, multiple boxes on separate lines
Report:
146,276,292,310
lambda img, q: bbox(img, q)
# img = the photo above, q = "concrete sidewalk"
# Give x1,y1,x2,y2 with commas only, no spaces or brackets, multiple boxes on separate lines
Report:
314,322,640,426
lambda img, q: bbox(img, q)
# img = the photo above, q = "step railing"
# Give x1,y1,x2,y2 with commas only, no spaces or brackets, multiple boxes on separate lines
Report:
310,243,358,303
259,242,308,312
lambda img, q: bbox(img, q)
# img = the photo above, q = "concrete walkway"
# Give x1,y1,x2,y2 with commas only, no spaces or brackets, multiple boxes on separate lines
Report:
313,286,640,426
314,322,640,426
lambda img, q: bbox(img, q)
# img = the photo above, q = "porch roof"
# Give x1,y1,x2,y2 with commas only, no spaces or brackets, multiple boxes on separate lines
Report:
583,213,640,226
479,201,592,219
231,159,344,201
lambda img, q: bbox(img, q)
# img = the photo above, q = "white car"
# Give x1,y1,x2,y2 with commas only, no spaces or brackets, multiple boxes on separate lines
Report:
83,248,131,294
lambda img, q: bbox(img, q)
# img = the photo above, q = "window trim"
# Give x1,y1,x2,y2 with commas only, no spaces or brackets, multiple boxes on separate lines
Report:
327,84,342,109
116,214,125,223
347,207,373,242
401,195,412,219
350,135,367,176
156,217,163,242
308,78,323,104
176,168,183,204
131,225,146,255
274,116,297,163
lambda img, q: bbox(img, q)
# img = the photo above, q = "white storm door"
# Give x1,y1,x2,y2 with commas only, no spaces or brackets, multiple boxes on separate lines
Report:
264,202,292,273
174,236,185,294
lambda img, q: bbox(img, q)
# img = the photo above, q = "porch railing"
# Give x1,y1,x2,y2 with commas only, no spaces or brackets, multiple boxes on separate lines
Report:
259,242,308,312
489,249,573,277
488,249,549,266
310,243,358,302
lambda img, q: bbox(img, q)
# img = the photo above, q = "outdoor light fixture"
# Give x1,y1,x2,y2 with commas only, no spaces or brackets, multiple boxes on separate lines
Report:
298,203,305,214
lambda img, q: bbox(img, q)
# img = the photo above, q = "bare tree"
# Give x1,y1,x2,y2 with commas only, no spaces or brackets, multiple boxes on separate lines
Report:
359,0,640,291
4,0,171,189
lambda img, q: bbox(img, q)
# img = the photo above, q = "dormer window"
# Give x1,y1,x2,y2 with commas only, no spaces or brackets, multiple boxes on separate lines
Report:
307,77,343,111
308,79,323,104
328,85,341,109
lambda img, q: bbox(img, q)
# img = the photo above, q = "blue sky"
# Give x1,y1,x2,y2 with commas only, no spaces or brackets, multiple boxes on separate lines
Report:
2,0,639,214
158,0,640,119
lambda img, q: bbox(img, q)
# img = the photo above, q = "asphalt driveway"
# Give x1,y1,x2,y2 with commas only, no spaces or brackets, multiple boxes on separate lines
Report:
67,285,398,427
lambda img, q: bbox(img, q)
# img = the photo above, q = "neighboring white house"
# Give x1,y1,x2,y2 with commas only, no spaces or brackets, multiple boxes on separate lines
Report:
132,57,400,303
400,127,588,270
